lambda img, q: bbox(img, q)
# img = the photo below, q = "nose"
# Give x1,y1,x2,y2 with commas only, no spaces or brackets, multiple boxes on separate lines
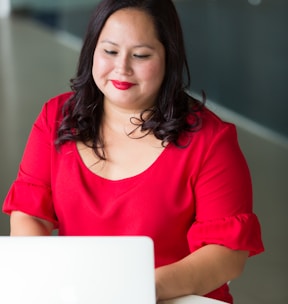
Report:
115,54,133,75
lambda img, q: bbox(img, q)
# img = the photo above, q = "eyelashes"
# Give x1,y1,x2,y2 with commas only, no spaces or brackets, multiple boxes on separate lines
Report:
133,54,151,59
104,49,117,55
104,49,151,59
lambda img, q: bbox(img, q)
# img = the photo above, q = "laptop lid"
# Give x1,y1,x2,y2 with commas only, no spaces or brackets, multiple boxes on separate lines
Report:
0,236,155,304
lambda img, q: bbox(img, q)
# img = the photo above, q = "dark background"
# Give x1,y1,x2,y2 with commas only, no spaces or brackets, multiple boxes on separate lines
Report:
16,0,288,137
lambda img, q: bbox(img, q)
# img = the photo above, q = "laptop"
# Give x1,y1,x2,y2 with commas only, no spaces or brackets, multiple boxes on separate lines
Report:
0,236,156,304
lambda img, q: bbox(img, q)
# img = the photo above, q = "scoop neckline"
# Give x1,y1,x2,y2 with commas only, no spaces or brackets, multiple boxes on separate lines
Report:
73,141,171,183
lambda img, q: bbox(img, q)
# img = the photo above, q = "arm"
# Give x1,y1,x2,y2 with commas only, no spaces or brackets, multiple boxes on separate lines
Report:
3,100,61,233
10,211,54,236
154,121,262,301
155,244,248,301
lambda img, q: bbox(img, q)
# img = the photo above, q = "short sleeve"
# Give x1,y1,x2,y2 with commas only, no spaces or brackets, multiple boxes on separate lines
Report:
187,213,263,256
187,121,264,256
2,100,59,226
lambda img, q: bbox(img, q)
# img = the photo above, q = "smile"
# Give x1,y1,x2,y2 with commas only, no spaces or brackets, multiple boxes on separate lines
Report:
111,80,135,90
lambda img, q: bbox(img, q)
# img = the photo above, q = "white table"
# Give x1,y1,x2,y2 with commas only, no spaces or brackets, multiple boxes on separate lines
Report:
160,295,228,304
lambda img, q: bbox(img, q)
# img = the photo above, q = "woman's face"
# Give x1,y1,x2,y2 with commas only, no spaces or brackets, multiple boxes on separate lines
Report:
92,8,166,113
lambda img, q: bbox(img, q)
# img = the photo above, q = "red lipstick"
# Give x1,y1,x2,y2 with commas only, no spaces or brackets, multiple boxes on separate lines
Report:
111,80,135,90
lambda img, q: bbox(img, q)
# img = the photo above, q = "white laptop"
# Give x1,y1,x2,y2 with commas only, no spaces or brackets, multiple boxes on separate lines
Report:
0,236,156,304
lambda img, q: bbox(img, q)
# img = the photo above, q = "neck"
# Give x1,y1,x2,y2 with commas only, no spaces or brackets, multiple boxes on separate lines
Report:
102,102,149,138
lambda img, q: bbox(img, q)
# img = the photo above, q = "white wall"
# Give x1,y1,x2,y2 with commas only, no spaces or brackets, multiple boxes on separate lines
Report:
0,0,11,18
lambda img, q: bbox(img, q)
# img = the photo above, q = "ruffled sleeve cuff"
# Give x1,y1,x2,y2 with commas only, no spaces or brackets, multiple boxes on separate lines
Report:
187,213,264,257
2,181,58,228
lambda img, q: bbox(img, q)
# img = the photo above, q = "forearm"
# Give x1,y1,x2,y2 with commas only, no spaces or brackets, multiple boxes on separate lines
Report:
155,244,249,301
10,211,53,236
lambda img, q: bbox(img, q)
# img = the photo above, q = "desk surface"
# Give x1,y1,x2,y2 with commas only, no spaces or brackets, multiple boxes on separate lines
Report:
160,295,228,304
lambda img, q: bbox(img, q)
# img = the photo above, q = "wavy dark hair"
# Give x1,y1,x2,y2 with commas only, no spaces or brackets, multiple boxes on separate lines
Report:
56,0,204,159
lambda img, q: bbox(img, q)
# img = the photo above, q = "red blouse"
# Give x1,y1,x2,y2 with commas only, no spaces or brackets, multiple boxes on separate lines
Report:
3,92,264,303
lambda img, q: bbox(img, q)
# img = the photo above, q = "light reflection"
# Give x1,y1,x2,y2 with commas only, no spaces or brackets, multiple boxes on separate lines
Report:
248,0,262,6
0,0,11,18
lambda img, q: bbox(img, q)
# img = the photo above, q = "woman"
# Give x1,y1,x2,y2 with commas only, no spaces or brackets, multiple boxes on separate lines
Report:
2,0,264,303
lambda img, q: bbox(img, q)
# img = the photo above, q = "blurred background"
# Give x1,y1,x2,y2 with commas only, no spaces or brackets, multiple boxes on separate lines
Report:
0,0,287,303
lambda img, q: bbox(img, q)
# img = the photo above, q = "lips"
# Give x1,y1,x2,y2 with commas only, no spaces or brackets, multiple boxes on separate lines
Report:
111,80,135,90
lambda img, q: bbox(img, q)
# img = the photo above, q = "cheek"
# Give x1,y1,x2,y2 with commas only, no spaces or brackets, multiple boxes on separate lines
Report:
142,62,165,85
92,54,112,80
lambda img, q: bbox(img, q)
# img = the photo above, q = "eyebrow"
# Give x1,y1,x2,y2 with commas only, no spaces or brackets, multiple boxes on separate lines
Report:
100,40,155,50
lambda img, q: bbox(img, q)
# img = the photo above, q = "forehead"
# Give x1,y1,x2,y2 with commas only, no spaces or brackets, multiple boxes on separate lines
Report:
99,8,159,42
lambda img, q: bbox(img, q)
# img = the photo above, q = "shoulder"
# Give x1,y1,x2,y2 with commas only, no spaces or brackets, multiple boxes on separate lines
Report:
200,106,236,134
185,106,238,146
39,91,74,122
44,91,74,113
33,92,74,135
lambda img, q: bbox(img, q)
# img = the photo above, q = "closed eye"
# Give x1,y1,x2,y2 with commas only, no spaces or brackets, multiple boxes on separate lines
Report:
104,49,117,55
133,54,151,59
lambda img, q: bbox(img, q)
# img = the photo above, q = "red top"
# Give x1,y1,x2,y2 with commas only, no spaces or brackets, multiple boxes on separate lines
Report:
3,92,264,303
